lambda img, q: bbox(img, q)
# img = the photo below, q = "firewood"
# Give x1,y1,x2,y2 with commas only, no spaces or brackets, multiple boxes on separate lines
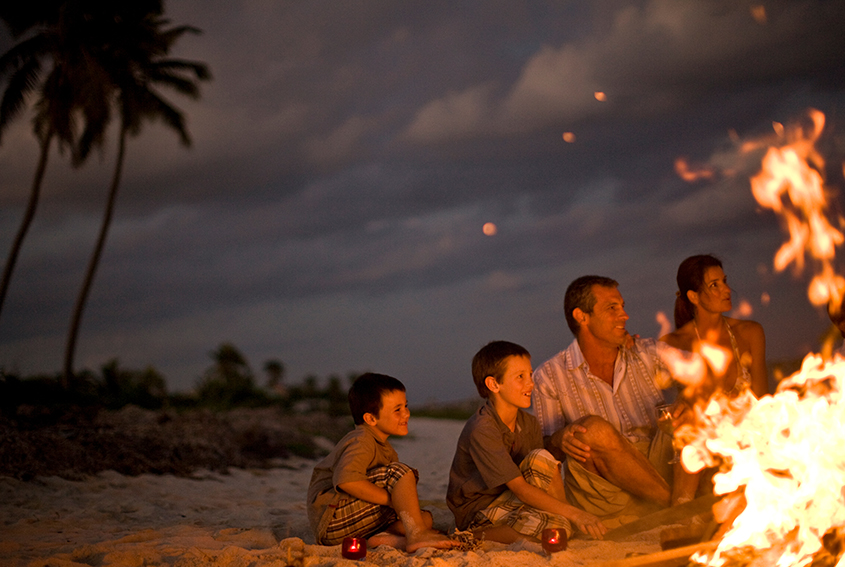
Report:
603,494,719,541
591,541,718,567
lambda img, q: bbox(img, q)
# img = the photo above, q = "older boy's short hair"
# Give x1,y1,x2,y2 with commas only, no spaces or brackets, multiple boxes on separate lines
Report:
564,275,619,336
472,341,530,398
348,372,406,425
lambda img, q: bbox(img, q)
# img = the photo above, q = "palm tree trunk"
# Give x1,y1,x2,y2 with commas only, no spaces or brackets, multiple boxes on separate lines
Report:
0,128,54,324
63,127,127,384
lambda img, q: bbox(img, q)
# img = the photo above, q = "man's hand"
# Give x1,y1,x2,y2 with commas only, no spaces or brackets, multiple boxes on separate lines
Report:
570,509,607,540
670,400,692,429
556,423,591,462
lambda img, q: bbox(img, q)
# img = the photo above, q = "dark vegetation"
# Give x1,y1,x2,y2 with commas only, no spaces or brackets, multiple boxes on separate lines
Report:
0,342,476,482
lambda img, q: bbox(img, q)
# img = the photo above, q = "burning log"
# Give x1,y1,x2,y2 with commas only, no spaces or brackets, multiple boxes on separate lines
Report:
604,494,719,542
592,542,719,567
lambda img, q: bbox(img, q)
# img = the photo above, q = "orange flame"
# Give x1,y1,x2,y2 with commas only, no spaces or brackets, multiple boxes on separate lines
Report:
681,110,845,566
749,109,845,310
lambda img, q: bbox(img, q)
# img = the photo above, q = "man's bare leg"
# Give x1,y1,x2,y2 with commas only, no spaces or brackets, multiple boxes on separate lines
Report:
671,462,700,506
574,416,670,506
390,472,458,552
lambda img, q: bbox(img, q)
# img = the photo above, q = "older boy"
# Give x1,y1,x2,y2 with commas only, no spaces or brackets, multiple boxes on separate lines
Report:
447,341,606,543
307,373,456,552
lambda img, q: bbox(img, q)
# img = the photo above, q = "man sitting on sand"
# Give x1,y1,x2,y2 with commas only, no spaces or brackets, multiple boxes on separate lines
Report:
447,341,607,543
306,372,457,552
533,276,675,528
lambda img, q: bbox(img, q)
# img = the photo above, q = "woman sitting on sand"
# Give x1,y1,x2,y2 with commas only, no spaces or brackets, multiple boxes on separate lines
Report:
660,254,768,506
660,254,768,399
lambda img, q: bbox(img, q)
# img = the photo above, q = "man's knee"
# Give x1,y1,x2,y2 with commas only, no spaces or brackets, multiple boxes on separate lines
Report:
573,415,625,451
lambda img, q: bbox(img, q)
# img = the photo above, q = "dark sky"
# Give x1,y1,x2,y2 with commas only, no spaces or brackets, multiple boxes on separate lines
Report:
2,0,845,402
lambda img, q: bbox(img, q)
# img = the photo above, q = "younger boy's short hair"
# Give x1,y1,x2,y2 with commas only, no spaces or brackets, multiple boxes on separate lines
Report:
472,341,531,398
348,372,406,425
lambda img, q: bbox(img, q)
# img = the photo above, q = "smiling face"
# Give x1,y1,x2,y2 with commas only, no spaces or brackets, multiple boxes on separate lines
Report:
365,389,410,441
487,354,533,410
692,266,732,314
579,285,630,347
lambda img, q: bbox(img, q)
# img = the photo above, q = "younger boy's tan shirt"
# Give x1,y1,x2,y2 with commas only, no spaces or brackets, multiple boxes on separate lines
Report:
307,425,398,539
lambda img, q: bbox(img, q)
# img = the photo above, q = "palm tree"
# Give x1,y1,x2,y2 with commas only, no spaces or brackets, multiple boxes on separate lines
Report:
0,1,113,324
62,1,210,381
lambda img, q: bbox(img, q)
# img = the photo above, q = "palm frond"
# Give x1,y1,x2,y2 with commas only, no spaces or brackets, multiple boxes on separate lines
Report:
0,57,42,138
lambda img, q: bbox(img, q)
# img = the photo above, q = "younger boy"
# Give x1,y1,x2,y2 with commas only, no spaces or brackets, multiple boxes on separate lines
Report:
307,372,457,552
447,341,607,543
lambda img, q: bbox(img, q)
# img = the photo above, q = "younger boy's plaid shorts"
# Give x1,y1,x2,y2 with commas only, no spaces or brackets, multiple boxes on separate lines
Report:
320,462,419,545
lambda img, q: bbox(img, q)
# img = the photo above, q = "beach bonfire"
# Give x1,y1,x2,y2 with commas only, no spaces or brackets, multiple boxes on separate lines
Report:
664,109,845,567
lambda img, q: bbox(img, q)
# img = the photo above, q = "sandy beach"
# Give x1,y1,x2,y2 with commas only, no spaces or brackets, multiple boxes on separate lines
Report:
0,417,668,567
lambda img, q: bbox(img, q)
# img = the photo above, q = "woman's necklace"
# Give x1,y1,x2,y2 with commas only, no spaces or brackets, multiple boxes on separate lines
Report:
693,315,723,343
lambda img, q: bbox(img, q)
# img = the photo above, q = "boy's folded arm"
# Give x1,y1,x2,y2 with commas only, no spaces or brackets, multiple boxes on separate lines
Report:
337,480,391,506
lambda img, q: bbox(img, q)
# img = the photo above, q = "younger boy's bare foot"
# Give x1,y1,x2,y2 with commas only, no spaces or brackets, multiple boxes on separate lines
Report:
367,532,406,549
405,530,459,553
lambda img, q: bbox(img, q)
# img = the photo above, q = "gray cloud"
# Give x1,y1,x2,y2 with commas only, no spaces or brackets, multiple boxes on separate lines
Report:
1,0,844,400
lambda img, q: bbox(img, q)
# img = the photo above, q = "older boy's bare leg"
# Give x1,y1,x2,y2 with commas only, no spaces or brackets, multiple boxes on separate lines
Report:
574,416,670,506
390,472,458,552
547,462,569,503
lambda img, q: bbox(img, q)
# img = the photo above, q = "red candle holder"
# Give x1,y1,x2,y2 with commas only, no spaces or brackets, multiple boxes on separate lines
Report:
541,528,567,553
342,537,367,560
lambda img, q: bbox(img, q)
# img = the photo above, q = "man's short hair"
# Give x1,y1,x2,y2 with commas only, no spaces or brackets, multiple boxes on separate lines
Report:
564,275,619,336
348,372,406,425
471,340,530,398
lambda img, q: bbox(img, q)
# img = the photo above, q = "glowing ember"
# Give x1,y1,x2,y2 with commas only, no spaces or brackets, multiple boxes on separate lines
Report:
675,157,716,182
731,299,753,318
562,131,576,143
482,222,497,236
594,91,607,102
750,5,767,25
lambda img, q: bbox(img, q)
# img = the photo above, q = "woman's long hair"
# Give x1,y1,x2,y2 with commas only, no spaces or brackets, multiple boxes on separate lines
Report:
674,254,723,329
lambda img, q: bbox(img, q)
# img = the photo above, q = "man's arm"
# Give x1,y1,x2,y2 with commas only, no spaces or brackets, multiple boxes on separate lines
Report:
504,476,606,539
534,360,593,462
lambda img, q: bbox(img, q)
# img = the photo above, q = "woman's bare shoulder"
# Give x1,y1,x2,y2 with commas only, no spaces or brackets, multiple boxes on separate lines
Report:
725,317,766,345
725,317,764,335
659,323,696,350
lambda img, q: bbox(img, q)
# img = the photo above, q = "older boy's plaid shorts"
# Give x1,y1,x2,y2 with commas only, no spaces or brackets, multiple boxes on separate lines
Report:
469,449,573,539
320,462,419,545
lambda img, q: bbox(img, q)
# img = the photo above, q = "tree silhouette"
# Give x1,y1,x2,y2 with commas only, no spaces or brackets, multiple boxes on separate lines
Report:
195,343,260,408
263,359,286,393
62,1,210,382
0,1,114,326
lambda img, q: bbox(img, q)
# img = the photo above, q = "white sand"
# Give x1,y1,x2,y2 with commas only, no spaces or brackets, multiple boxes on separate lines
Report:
0,418,666,566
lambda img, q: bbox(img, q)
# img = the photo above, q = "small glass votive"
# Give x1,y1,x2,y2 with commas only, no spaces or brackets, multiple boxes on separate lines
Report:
342,537,367,560
541,527,567,554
